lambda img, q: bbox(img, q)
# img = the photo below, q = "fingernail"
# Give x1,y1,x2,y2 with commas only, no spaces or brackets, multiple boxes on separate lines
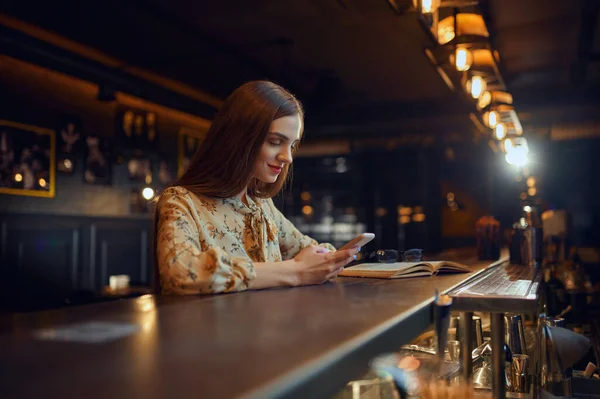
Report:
353,255,357,260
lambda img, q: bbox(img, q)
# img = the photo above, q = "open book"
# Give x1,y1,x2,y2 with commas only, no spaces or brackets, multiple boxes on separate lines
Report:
338,260,470,279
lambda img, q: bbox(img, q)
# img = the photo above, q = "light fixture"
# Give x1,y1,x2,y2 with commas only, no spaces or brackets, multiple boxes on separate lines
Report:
484,110,499,128
38,178,47,187
477,91,492,109
454,47,473,71
505,148,528,167
142,187,155,200
494,123,507,140
527,177,536,187
413,0,441,14
523,205,532,213
437,13,490,45
14,173,23,182
466,75,486,99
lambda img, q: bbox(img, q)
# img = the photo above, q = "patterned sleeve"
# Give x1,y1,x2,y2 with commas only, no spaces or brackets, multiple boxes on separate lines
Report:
265,199,336,260
156,188,256,295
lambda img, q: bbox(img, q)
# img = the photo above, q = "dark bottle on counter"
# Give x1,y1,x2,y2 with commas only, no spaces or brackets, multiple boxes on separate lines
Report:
524,206,543,267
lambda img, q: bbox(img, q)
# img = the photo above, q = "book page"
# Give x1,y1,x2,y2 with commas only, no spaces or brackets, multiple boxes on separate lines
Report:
342,262,433,272
427,261,470,272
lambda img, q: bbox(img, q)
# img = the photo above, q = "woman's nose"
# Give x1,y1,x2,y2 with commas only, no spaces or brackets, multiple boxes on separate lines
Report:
278,147,293,164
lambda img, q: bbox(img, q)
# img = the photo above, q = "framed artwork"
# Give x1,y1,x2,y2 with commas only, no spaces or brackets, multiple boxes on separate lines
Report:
83,136,112,185
177,126,204,177
56,114,83,174
127,156,152,183
0,120,55,198
115,107,158,151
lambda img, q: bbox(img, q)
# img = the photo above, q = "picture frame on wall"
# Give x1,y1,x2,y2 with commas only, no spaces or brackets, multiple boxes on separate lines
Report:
115,106,158,152
83,136,112,185
56,114,83,174
177,126,204,177
0,120,56,198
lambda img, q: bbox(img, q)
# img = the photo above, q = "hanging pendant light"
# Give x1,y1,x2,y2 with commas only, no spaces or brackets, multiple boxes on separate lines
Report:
484,109,499,128
413,0,441,14
454,47,473,71
466,76,486,99
494,123,507,140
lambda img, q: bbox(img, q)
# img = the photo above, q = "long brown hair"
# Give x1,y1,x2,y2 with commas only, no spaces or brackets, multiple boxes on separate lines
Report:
173,80,304,199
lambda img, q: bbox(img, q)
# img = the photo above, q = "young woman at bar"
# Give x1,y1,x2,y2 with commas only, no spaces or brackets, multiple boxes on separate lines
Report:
154,81,359,295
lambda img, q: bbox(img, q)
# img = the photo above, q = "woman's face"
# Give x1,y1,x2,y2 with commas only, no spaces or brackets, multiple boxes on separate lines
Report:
254,114,301,184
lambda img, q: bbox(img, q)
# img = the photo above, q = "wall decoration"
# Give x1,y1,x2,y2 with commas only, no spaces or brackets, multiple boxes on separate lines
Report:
178,126,204,177
115,107,158,151
83,136,112,185
127,156,152,183
0,120,55,198
56,114,83,174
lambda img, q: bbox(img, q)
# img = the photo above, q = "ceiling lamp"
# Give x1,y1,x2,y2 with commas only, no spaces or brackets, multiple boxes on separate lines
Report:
466,75,486,99
413,0,441,14
477,90,513,111
437,13,489,45
494,123,507,140
454,47,473,71
483,109,499,128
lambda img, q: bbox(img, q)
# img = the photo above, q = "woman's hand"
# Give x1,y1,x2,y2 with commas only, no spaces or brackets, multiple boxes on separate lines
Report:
290,244,359,286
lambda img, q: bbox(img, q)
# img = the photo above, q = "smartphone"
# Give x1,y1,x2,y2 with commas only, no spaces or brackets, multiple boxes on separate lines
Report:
338,233,375,251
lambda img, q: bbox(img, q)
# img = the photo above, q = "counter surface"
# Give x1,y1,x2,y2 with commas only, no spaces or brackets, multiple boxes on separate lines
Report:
0,252,506,399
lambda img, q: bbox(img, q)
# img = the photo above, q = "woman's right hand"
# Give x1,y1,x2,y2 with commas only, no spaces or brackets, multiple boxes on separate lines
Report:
290,244,359,286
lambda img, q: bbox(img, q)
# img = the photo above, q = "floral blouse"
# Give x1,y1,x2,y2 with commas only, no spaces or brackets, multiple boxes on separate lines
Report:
156,186,335,295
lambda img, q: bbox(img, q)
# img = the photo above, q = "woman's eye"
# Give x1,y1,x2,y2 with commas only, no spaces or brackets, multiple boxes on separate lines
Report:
269,140,282,146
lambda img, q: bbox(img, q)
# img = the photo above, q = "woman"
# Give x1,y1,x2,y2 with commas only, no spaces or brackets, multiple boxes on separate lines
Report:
155,81,359,295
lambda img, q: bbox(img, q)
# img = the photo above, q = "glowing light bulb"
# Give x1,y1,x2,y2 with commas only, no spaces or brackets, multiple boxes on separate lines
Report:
467,76,486,99
14,173,23,182
38,178,47,187
494,123,507,140
455,47,473,71
505,147,528,167
524,206,532,213
485,110,499,128
413,0,441,14
478,91,491,109
142,187,155,200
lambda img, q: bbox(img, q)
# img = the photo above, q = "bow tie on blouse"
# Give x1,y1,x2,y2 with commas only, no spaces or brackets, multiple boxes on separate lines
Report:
226,196,278,262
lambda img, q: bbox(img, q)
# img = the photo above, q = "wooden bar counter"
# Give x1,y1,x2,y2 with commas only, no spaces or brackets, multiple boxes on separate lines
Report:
0,252,507,399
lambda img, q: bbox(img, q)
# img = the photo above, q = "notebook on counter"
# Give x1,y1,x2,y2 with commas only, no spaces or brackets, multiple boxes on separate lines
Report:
338,260,470,279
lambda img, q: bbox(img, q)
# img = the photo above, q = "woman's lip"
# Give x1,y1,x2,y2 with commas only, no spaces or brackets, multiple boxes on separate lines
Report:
269,165,282,174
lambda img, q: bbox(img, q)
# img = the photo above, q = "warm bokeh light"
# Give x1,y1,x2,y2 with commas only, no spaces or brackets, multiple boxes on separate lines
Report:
478,91,491,109
142,187,155,200
485,110,499,128
375,207,388,217
413,0,441,14
302,205,313,216
14,173,23,182
398,206,413,216
446,192,455,201
467,76,486,99
527,177,536,187
145,174,152,184
400,215,411,224
413,213,426,222
63,159,73,169
455,47,473,71
528,187,537,196
301,191,311,201
494,123,507,140
524,205,532,213
38,178,47,187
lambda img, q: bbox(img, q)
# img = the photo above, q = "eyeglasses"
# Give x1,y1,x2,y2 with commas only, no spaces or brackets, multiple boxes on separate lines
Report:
362,249,424,263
